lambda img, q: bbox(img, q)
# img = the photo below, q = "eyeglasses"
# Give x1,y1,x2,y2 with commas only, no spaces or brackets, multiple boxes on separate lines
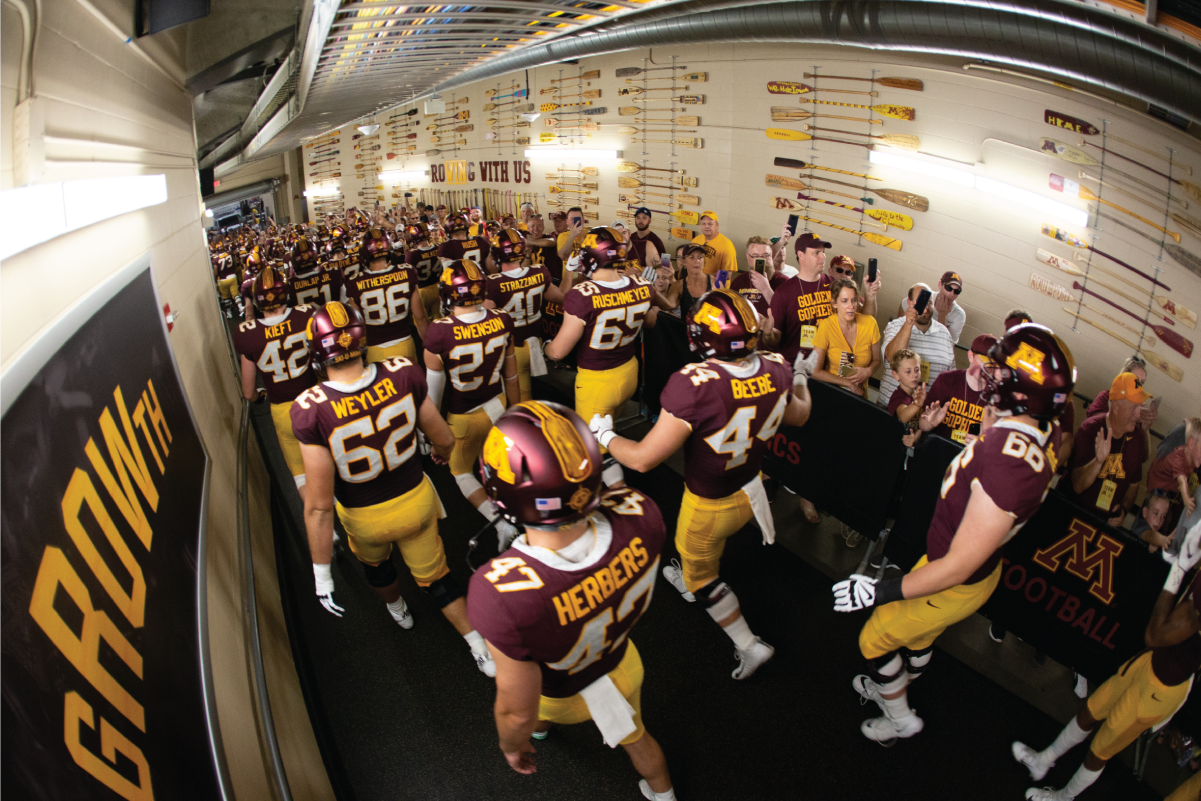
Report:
831,266,855,276
946,286,962,295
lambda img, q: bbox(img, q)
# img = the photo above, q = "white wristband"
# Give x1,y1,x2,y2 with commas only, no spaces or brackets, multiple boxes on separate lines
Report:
1164,562,1187,595
313,563,334,594
598,429,617,449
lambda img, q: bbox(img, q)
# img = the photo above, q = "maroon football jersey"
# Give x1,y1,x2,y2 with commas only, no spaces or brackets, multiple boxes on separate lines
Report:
728,271,770,316
345,263,419,345
423,309,514,414
925,369,986,444
233,306,317,404
768,273,834,363
290,359,428,508
487,266,553,343
531,241,564,284
406,246,441,288
466,488,666,698
292,266,345,307
1151,573,1201,687
563,276,654,371
660,354,794,499
927,419,1061,584
438,236,490,268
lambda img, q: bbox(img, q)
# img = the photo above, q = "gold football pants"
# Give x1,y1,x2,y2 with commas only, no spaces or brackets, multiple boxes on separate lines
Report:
270,401,306,488
538,640,646,745
675,487,754,593
1087,651,1190,761
335,475,449,585
574,356,639,452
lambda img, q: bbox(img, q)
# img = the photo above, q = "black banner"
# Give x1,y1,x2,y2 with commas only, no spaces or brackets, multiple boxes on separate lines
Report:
891,434,1169,682
1,262,223,799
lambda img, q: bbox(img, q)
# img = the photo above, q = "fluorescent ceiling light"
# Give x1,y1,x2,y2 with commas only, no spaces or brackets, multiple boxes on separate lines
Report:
524,148,617,161
0,174,168,261
378,171,425,183
870,148,1087,227
303,184,341,198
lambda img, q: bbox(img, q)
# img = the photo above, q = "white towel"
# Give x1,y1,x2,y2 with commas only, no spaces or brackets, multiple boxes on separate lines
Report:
579,673,637,748
483,395,506,423
742,475,776,546
527,337,548,377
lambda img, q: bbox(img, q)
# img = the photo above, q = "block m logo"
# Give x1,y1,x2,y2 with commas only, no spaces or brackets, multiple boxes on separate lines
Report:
1032,518,1124,604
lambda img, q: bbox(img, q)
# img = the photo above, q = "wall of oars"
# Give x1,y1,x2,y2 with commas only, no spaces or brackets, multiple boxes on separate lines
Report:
301,42,1201,428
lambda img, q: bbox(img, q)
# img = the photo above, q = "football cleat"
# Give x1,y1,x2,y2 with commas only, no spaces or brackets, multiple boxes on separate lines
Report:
387,597,415,630
732,637,774,680
531,728,549,741
852,674,885,714
662,560,695,602
860,711,923,745
1012,741,1053,781
474,648,497,677
1025,789,1065,801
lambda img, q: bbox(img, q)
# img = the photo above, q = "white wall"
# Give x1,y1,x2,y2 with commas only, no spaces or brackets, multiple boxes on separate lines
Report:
306,42,1201,443
0,2,331,799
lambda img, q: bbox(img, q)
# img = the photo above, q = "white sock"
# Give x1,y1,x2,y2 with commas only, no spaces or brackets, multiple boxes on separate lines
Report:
881,690,913,720
386,599,408,622
463,629,489,656
652,787,676,801
1060,763,1102,799
1041,718,1091,763
720,614,757,651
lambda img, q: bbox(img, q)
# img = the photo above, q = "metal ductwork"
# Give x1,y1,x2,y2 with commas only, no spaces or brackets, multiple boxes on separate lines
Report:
421,0,1201,123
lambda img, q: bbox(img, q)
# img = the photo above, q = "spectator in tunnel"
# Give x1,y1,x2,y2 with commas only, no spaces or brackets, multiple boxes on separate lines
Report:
628,207,666,270
934,270,966,344
878,283,956,410
1135,492,1174,553
810,278,882,398
723,235,775,317
661,244,714,321
691,210,737,275
918,334,998,446
886,349,926,435
1142,417,1201,534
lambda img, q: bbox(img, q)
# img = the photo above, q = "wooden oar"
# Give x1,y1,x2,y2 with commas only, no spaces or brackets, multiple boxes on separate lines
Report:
1071,281,1192,357
796,194,914,229
1078,170,1187,213
1077,140,1201,201
1062,304,1159,347
1038,139,1186,208
803,73,924,91
540,101,593,111
551,70,599,83
772,197,889,230
809,175,930,212
1066,312,1183,382
765,174,869,204
618,86,691,95
631,137,703,148
798,98,915,121
773,156,882,182
618,162,698,187
617,126,698,135
766,127,870,150
1040,224,1171,290
616,66,687,77
626,72,706,83
1048,174,1180,242
617,109,700,125
485,84,519,97
556,166,600,176
560,89,603,100
1067,251,1197,329
629,95,704,105
794,215,903,250
624,205,700,224
1102,134,1192,174
540,83,588,95
1095,211,1201,278
802,125,920,150
767,81,878,97
771,107,883,125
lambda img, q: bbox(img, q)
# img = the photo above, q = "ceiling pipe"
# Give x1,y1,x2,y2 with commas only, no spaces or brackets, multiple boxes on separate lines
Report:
417,0,1201,123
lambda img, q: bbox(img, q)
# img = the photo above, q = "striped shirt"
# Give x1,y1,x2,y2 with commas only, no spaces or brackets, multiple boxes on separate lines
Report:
876,317,956,408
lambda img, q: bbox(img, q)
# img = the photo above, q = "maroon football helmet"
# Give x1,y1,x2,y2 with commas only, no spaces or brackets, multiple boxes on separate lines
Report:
480,401,603,527
981,323,1076,421
444,212,470,235
406,222,433,248
291,237,319,276
439,259,487,311
687,289,761,361
305,301,367,369
577,226,629,278
359,228,391,266
490,228,526,264
252,265,293,313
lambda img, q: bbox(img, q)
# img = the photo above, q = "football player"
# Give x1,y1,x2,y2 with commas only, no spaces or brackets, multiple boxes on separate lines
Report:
437,212,493,273
291,302,496,675
213,251,243,319
404,222,442,321
344,228,430,363
484,228,567,402
290,237,346,308
544,227,656,488
468,402,677,801
239,249,265,322
832,323,1074,743
423,260,522,549
592,290,812,679
1013,522,1201,801
234,265,316,497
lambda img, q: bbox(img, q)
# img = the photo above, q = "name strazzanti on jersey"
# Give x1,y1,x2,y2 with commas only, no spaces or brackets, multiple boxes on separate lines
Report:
497,273,545,293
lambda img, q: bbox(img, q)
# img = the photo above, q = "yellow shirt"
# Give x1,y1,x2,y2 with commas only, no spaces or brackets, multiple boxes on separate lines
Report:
469,222,484,237
692,233,738,276
813,313,881,375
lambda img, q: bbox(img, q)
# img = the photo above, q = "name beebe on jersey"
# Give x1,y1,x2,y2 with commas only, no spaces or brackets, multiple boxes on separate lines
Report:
592,284,652,309
453,315,506,340
732,374,777,400
551,537,652,626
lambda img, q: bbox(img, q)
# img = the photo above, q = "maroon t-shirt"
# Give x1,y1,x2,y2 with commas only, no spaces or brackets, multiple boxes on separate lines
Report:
423,309,514,414
767,272,834,364
233,306,316,404
728,271,769,316
438,236,490,267
887,386,917,419
563,276,653,371
1151,572,1201,686
927,419,1061,584
466,487,666,698
1148,446,1195,494
530,240,564,284
628,230,666,267
769,271,790,291
926,369,986,444
660,354,794,499
1062,413,1149,516
406,246,441,288
486,266,553,343
345,263,420,345
1087,389,1110,417
291,359,428,508
292,266,344,307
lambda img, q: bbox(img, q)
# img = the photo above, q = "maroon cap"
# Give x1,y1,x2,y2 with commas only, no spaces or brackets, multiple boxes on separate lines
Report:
971,333,999,357
795,232,831,252
941,271,963,289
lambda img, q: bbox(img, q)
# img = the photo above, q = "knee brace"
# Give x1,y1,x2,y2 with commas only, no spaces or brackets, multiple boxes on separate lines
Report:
359,557,398,588
423,575,464,609
868,652,908,695
697,579,740,622
456,472,484,500
904,646,933,679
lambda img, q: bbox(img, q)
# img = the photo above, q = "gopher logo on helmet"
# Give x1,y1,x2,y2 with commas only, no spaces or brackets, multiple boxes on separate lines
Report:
1007,342,1046,385
482,428,517,484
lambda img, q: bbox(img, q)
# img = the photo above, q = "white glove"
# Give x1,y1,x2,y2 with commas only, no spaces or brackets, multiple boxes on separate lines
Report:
793,350,821,387
567,252,582,274
832,573,878,613
313,563,345,618
1166,520,1201,593
589,413,617,449
496,519,520,552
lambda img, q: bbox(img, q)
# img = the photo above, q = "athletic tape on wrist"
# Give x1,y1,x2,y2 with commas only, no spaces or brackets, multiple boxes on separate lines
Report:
1164,562,1187,595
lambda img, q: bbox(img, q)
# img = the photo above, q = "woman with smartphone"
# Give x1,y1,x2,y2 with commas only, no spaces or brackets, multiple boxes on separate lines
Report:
810,278,882,397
